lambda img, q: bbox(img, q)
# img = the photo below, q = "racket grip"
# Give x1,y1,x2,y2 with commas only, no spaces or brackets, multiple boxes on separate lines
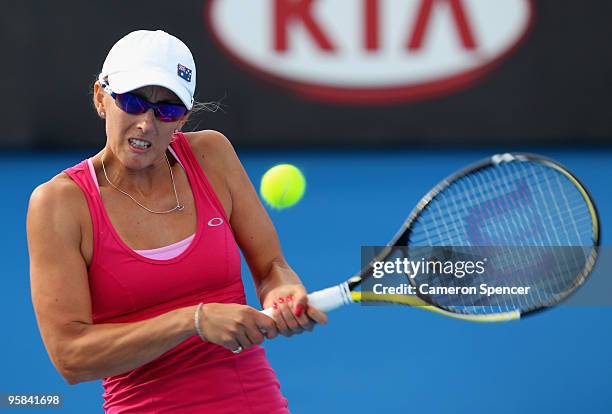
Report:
261,283,352,317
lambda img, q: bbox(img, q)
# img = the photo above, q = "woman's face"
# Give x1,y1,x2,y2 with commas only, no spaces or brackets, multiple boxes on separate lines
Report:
94,82,189,170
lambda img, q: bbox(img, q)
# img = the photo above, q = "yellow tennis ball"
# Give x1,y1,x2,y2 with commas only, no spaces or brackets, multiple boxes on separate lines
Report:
260,164,306,209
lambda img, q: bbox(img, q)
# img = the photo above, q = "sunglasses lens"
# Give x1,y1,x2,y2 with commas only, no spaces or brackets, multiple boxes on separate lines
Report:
114,92,187,122
115,93,148,115
155,103,188,122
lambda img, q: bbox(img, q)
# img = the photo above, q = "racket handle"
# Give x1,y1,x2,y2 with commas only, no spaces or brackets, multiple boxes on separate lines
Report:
261,283,352,317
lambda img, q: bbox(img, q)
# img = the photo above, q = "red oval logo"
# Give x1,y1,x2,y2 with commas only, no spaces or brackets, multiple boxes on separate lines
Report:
206,0,534,104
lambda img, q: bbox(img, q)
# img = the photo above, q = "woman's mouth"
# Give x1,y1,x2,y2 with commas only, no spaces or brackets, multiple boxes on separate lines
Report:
128,138,152,150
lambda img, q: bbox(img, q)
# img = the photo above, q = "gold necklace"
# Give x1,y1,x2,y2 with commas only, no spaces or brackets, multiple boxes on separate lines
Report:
101,152,184,214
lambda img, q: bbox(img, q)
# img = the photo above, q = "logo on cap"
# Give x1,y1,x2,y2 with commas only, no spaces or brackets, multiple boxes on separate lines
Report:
177,63,192,82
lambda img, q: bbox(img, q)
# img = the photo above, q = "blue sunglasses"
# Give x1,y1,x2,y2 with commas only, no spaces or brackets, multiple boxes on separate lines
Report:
100,80,188,122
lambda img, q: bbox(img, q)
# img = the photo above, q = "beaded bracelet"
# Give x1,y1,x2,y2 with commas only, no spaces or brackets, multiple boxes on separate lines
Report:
194,302,207,342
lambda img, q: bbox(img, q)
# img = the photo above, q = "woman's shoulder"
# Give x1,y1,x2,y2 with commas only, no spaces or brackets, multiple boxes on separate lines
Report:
31,173,85,202
183,130,236,156
182,130,240,168
28,173,89,222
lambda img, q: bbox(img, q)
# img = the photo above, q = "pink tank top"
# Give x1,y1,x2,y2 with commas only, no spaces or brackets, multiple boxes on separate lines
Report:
64,132,289,414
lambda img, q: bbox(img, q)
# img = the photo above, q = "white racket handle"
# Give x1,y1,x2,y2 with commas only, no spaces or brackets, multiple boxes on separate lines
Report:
261,283,352,317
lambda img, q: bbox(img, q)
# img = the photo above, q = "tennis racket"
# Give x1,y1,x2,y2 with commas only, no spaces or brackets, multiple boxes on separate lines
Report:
262,153,600,322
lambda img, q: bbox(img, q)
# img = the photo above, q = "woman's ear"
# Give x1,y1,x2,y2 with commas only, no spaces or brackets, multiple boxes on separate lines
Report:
93,81,106,119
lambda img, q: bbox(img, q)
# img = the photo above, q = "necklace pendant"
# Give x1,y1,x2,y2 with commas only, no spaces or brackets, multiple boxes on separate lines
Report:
177,204,185,211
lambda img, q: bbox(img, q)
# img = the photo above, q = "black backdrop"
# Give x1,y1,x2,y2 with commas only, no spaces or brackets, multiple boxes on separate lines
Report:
2,0,611,150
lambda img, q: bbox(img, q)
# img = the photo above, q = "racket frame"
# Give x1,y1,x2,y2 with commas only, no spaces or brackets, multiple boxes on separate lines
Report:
346,153,600,321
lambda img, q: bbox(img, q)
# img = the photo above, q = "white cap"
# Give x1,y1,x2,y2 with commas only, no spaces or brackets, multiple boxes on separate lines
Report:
99,30,196,110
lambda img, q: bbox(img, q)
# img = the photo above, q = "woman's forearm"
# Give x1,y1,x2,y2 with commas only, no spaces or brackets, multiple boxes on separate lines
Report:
60,306,196,384
255,259,303,305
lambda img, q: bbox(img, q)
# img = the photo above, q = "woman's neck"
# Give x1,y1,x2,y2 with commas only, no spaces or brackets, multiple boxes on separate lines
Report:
97,149,172,196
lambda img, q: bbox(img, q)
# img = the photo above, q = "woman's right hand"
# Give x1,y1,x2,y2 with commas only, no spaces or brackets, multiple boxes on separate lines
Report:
198,303,278,352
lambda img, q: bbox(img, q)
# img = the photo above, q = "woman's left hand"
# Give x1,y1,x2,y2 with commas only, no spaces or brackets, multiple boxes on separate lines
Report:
262,283,328,337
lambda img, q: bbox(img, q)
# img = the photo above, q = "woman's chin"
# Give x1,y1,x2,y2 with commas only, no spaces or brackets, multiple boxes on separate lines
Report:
119,151,155,170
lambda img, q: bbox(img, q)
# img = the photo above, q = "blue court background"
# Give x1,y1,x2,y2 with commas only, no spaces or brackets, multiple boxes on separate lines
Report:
1,149,611,413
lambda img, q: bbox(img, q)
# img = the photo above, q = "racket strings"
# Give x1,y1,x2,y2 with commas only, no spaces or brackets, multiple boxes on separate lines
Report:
410,165,593,246
404,160,597,315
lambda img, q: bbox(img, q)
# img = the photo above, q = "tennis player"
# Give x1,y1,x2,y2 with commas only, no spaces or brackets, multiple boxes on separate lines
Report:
26,30,327,413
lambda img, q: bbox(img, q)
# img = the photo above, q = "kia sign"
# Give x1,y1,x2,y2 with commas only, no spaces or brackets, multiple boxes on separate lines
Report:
207,0,534,104
5,1,612,149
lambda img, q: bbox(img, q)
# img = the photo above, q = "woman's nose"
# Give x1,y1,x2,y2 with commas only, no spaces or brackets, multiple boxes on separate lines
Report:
136,108,157,132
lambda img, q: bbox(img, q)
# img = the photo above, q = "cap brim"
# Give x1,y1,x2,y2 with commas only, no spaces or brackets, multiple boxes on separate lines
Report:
108,69,193,110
